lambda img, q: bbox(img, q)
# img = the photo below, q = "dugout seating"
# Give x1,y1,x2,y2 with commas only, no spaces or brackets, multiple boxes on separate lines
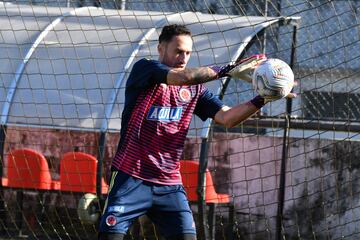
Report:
1,149,108,193
60,151,109,194
3,148,60,190
1,148,109,235
180,160,234,240
1,148,60,234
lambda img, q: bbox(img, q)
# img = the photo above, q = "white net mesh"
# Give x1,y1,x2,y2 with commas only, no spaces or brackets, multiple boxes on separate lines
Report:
0,1,359,239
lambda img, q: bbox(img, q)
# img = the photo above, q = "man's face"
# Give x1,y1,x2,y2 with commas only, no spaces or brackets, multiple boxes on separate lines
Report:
158,34,193,69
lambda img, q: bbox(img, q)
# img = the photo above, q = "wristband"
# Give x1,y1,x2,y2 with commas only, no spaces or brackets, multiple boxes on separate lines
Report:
250,95,265,109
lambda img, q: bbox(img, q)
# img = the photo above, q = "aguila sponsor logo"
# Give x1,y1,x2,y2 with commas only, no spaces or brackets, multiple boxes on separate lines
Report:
147,106,183,121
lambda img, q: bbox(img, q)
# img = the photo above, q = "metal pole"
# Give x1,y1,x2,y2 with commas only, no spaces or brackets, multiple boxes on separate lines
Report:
96,132,106,205
121,0,126,10
198,138,210,240
0,125,6,187
262,0,268,53
275,24,297,240
275,115,290,240
0,125,7,233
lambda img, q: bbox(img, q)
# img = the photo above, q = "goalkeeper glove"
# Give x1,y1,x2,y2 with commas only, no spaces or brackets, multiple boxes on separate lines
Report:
249,95,279,109
250,92,297,109
211,54,267,82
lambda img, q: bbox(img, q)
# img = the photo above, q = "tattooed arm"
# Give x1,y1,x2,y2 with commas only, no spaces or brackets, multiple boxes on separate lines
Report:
166,54,267,86
166,67,218,86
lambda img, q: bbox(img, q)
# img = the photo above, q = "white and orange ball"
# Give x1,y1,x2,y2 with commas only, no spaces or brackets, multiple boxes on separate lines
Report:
252,58,294,99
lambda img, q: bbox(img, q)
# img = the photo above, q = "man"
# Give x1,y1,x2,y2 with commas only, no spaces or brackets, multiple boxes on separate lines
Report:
99,24,294,240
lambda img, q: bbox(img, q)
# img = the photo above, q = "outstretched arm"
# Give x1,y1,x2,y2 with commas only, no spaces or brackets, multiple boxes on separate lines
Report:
214,97,264,128
166,54,267,86
166,66,218,85
214,92,296,128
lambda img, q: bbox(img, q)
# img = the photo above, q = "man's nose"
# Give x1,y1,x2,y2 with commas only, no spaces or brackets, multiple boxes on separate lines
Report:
178,52,187,62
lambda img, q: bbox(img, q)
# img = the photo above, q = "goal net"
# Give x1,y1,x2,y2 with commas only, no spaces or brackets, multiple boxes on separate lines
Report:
0,1,359,239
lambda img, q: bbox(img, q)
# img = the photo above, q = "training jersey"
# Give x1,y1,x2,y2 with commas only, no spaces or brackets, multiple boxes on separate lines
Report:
112,58,224,185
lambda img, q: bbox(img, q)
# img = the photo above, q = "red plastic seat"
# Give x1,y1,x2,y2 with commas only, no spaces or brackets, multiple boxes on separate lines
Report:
2,148,60,234
5,148,60,190
60,152,108,194
180,160,230,203
180,160,233,240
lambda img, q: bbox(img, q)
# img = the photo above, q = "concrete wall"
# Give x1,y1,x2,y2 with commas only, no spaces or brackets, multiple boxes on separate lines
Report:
3,127,360,238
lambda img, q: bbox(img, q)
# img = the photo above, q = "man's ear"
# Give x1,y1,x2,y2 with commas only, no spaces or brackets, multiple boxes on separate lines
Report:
158,43,165,62
157,43,163,55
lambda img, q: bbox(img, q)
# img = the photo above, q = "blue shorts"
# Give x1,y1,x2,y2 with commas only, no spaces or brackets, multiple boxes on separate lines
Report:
99,171,196,238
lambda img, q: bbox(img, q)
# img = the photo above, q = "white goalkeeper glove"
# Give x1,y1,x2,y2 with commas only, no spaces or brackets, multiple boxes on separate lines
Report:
211,54,267,82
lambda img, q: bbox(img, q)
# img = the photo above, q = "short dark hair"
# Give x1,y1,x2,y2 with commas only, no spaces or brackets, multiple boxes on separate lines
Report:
158,24,192,43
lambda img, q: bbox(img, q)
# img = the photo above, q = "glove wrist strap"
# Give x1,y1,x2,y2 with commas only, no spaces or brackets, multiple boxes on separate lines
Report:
250,95,265,109
210,64,234,78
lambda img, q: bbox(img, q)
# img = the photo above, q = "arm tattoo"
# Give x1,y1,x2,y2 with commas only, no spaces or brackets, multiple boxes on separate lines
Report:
170,67,217,85
186,67,216,84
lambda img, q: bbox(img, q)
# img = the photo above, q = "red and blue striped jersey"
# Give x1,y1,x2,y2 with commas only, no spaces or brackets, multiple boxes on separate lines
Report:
112,58,223,185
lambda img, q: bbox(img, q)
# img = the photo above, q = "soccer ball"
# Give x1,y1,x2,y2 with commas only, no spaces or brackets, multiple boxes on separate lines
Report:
77,193,100,225
252,58,294,99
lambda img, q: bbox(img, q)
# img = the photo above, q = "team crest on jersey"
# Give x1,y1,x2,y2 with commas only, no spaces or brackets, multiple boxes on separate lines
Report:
106,214,117,226
147,106,183,121
179,88,191,102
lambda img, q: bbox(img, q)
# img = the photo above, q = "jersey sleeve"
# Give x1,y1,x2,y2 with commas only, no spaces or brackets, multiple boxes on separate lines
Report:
194,87,224,121
126,58,170,89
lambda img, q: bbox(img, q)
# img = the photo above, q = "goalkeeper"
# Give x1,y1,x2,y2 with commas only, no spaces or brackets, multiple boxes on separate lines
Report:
98,24,295,240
